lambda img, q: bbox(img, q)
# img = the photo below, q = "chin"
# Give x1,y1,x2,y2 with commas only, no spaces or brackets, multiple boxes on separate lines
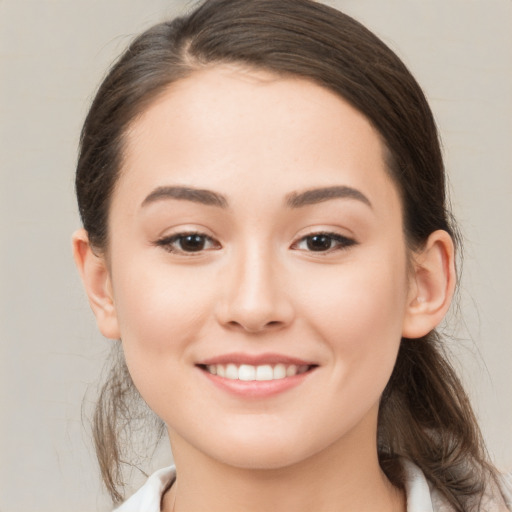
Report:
193,427,329,471
218,448,310,471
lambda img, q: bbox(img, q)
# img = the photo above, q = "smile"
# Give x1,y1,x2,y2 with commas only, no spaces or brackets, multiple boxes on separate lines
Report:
203,363,311,381
196,354,318,397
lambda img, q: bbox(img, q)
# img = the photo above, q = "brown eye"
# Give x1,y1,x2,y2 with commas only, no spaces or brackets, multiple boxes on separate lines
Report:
293,232,357,253
155,232,220,254
179,234,207,252
307,234,334,251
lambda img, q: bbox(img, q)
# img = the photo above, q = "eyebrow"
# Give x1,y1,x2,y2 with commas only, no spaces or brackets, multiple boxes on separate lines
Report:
285,186,372,209
141,184,371,211
141,186,229,208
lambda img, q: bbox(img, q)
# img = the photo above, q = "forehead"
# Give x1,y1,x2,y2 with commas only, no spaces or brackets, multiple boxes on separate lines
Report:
116,66,399,215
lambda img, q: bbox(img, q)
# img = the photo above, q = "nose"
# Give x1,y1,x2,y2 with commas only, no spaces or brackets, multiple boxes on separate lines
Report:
215,246,295,333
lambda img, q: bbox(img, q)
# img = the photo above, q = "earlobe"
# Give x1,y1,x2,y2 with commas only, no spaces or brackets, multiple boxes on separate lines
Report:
72,229,121,340
402,230,456,339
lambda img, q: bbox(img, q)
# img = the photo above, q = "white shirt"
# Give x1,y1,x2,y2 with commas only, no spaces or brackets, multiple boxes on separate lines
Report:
115,459,512,512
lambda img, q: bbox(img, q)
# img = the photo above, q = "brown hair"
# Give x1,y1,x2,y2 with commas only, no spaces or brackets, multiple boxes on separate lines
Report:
76,0,497,508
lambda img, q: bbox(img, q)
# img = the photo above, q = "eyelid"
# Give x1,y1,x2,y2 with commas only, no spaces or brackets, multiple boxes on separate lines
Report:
152,227,356,255
291,231,358,253
154,230,221,255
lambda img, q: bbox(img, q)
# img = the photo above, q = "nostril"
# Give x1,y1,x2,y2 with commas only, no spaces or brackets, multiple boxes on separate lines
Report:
215,287,295,332
225,319,283,333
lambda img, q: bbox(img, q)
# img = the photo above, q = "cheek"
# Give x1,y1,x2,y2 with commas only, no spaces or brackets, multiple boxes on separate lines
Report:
299,256,409,381
110,257,215,372
299,265,408,435
304,257,408,335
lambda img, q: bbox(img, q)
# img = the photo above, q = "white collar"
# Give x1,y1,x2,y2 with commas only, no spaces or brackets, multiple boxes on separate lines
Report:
115,460,511,512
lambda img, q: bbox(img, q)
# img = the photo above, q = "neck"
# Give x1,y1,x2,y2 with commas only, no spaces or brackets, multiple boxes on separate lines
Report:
162,412,405,512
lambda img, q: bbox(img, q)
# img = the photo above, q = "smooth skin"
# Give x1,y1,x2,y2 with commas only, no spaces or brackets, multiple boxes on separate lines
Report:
74,66,455,512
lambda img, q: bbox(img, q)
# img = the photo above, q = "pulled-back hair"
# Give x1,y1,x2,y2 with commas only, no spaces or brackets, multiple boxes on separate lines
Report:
76,0,497,508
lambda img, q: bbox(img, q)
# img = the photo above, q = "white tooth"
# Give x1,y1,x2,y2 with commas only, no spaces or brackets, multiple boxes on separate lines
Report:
216,364,226,377
207,365,217,375
226,364,239,380
256,365,273,381
239,364,256,381
286,365,298,377
273,364,286,379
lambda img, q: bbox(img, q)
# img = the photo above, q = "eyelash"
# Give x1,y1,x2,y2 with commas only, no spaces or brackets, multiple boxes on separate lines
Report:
154,231,357,255
154,232,220,254
291,232,357,253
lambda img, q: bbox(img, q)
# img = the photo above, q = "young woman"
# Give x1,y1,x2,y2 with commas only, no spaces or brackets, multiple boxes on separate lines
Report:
72,0,512,510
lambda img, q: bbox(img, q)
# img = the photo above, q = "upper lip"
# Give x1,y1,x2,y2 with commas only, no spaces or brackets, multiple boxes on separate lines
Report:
197,352,317,367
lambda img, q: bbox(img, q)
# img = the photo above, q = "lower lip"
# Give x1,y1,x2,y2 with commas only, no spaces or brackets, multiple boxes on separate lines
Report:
198,367,315,398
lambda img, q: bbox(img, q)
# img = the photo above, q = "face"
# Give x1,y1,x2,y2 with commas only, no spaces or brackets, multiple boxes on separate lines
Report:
105,66,413,470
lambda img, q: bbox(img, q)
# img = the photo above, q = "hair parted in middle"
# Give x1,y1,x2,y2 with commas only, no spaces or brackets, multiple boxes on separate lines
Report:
75,1,495,509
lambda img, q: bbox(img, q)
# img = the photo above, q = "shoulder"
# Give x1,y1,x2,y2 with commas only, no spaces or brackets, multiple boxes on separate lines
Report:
492,472,512,510
114,462,512,512
113,466,176,512
402,458,512,512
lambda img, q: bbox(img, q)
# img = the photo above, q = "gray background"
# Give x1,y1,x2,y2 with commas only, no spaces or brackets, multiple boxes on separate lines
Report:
1,1,511,510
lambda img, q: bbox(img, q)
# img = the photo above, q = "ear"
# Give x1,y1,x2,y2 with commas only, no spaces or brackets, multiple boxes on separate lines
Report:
402,230,456,339
72,229,120,340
